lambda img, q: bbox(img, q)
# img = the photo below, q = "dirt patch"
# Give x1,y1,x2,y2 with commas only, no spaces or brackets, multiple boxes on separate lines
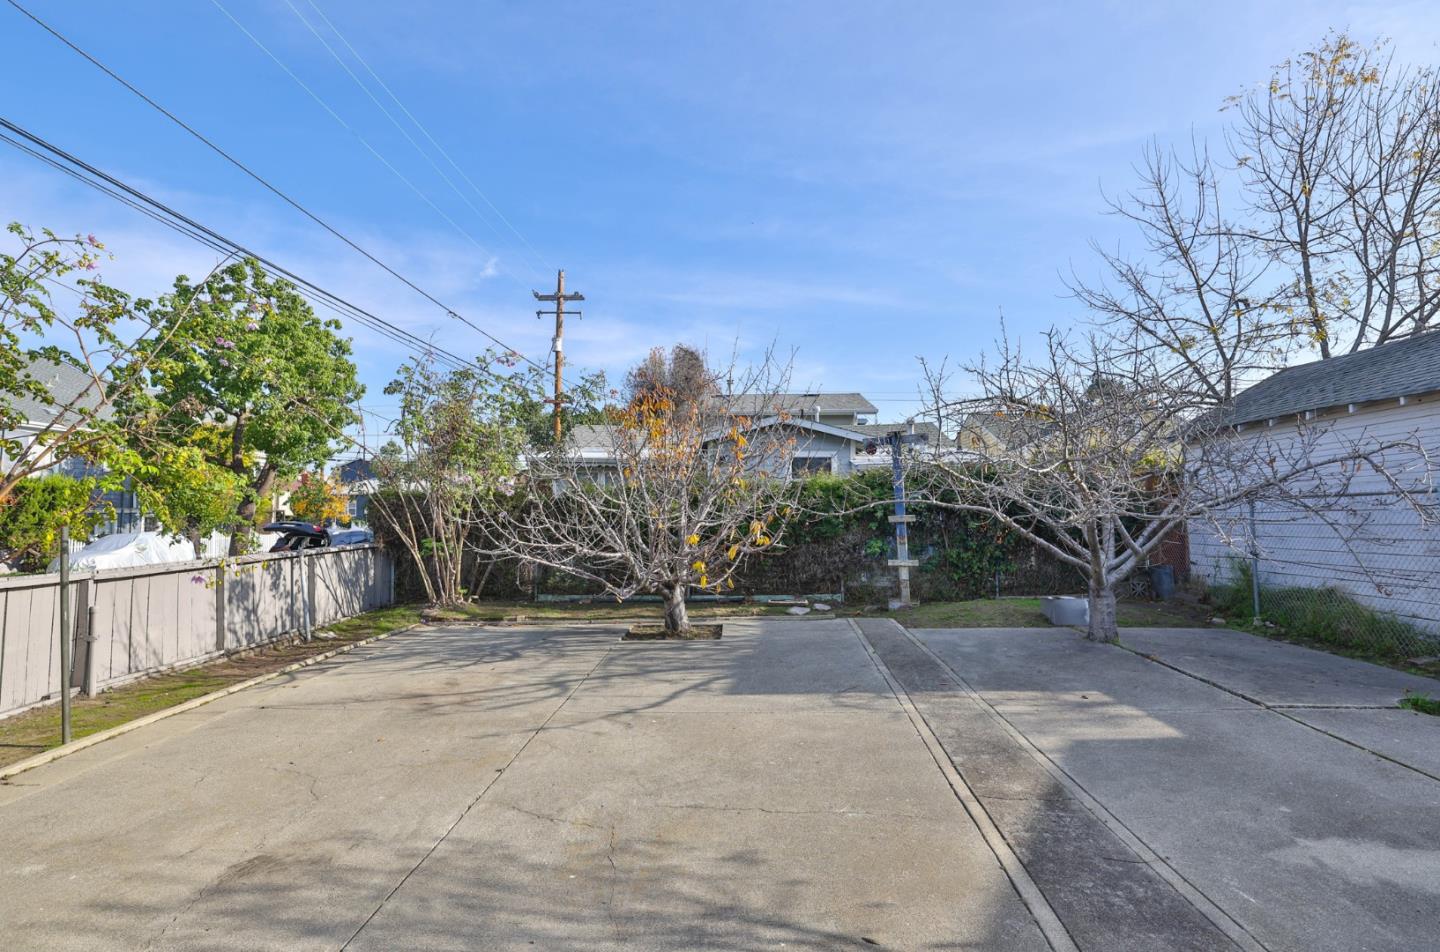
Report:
622,623,724,640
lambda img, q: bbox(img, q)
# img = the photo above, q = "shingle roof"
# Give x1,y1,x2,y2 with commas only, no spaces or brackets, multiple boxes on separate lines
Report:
335,459,374,484
566,424,618,450
844,421,944,442
8,358,108,428
1227,331,1440,425
723,392,878,416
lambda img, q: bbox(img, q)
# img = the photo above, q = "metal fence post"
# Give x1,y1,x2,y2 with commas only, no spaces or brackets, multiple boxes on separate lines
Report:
1248,499,1262,619
298,546,312,642
58,525,72,745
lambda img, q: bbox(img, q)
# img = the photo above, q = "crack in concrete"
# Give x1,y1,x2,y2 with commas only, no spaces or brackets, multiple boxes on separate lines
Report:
338,642,617,951
1113,643,1440,784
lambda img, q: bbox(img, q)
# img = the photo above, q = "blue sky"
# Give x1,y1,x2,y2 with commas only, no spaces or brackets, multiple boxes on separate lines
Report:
4,1,1440,448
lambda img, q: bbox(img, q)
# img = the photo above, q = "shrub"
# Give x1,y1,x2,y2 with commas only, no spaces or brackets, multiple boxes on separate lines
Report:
1211,559,1434,660
0,475,105,571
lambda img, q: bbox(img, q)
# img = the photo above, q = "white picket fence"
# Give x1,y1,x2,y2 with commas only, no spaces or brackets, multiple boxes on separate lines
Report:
0,544,394,719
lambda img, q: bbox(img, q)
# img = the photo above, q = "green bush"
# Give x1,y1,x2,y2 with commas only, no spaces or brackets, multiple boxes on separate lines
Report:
0,475,106,571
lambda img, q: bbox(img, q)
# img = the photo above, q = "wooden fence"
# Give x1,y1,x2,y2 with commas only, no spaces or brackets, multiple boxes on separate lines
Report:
0,544,394,719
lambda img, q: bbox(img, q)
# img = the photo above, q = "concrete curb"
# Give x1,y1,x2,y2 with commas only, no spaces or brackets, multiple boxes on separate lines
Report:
0,622,426,783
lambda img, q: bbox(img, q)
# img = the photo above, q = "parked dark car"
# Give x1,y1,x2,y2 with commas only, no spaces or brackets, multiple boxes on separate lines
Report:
262,522,331,552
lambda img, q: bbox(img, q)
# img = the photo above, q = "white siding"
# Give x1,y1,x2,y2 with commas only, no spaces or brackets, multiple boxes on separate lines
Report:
1190,397,1440,632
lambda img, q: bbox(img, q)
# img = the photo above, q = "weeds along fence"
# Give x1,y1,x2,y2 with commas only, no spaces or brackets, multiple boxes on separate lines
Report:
0,544,395,720
1190,493,1440,660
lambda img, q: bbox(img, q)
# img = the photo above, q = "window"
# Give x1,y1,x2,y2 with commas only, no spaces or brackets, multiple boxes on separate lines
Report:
791,456,832,478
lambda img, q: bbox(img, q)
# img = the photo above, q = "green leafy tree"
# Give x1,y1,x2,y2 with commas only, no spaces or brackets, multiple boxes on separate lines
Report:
0,475,105,571
123,260,362,552
0,224,146,498
371,352,533,605
0,224,249,545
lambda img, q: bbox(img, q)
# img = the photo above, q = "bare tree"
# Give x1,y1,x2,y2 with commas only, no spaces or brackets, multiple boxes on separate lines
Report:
1070,143,1291,405
920,329,1433,642
1074,34,1440,408
483,348,800,636
1229,33,1440,355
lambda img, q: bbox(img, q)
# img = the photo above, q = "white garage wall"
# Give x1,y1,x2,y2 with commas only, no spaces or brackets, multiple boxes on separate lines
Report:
1189,397,1440,634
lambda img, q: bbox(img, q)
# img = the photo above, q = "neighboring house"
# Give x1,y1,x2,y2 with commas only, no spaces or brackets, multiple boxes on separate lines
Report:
335,458,375,523
0,357,107,472
954,410,1056,457
724,391,878,428
563,392,945,479
1189,332,1440,633
1,358,144,534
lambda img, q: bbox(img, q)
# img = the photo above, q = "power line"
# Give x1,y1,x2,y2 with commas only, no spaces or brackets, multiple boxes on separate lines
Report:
206,0,534,291
0,123,470,376
296,0,555,279
0,117,484,377
4,0,544,371
276,0,549,284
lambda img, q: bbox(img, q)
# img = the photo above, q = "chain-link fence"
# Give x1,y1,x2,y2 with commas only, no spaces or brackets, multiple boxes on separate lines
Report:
1191,492,1440,661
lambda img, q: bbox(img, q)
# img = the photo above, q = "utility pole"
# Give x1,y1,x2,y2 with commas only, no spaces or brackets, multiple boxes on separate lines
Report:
58,525,72,744
533,269,584,443
863,423,928,610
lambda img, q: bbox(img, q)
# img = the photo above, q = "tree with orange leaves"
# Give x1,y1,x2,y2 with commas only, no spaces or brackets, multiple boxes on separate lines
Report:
289,469,347,525
484,346,801,635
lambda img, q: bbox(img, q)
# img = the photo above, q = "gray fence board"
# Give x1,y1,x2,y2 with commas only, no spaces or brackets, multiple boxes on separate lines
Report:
0,545,392,719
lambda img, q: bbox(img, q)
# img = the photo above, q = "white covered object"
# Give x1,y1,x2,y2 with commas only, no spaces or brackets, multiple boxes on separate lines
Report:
53,531,201,572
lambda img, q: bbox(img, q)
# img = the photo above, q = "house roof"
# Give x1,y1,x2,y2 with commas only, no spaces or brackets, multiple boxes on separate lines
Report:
844,421,944,442
565,417,877,456
567,424,618,451
8,358,108,429
1226,331,1440,426
723,392,878,416
956,411,1052,446
335,458,374,484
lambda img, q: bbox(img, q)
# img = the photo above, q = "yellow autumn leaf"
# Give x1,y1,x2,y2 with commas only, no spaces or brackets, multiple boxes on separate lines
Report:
727,544,739,560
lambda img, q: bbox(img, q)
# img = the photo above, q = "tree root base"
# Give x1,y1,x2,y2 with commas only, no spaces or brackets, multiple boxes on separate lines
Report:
623,623,723,640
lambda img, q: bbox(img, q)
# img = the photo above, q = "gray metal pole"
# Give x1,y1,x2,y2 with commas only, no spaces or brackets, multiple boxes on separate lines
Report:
298,546,312,642
1248,499,1262,619
58,525,72,745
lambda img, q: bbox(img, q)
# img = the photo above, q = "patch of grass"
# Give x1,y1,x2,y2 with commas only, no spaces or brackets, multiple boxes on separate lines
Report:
845,595,1216,630
1399,692,1440,716
1207,561,1433,665
0,604,426,772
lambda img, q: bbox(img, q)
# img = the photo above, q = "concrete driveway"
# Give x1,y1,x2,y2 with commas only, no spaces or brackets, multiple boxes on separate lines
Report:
0,619,1052,951
873,621,1440,952
3,616,1436,951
